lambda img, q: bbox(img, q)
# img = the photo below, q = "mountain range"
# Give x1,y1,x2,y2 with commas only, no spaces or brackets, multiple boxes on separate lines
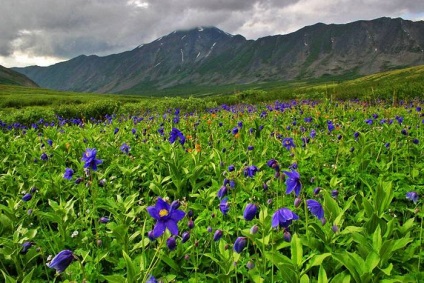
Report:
12,17,424,94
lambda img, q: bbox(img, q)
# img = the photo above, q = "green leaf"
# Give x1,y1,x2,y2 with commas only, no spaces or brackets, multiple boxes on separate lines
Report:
300,274,310,283
100,274,126,283
1,271,16,283
318,265,328,283
303,253,331,274
122,250,136,283
365,251,380,273
379,263,393,276
291,233,303,268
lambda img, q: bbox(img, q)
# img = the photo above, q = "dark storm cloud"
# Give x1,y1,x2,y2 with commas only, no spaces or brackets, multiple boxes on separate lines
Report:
1,0,424,67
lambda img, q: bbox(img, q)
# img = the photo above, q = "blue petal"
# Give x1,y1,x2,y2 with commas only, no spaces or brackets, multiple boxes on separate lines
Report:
152,221,166,238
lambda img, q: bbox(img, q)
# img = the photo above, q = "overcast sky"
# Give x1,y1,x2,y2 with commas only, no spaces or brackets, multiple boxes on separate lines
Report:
1,0,424,68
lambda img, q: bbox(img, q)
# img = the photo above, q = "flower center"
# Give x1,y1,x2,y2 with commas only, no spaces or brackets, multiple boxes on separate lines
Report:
159,209,169,217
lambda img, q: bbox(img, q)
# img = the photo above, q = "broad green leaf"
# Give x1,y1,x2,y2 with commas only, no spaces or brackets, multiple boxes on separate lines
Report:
291,233,303,268
318,265,328,283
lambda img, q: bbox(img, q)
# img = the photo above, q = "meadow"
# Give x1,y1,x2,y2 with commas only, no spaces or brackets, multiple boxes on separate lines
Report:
0,67,423,282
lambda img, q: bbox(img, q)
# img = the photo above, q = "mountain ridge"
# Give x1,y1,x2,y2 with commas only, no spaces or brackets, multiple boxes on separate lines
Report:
0,65,38,87
13,17,424,94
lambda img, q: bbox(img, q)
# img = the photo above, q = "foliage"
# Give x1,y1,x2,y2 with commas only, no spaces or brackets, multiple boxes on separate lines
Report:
0,97,423,282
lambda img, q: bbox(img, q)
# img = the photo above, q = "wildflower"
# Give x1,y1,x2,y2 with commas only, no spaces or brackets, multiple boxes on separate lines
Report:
181,231,190,243
306,199,324,220
114,128,119,135
120,143,130,154
310,129,316,138
47,250,76,273
81,148,103,171
188,219,194,229
22,193,32,202
365,119,373,125
246,261,255,270
283,231,291,242
213,230,223,241
41,153,48,161
146,274,158,282
406,192,419,204
283,170,302,196
332,225,339,233
294,197,302,208
231,127,239,135
282,138,295,150
243,203,258,221
272,208,299,228
47,139,53,146
244,165,258,177
229,180,236,188
147,197,186,238
217,186,228,199
247,145,254,151
354,132,360,139
250,225,259,234
228,165,235,172
233,237,247,253
169,128,186,145
327,121,335,132
63,168,74,180
147,231,156,241
207,226,212,233
313,187,321,195
99,217,110,223
413,138,419,144
167,236,177,251
21,242,33,254
219,198,230,215
331,190,338,198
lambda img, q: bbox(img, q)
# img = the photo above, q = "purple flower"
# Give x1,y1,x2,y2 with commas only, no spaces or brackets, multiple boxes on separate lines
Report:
169,128,186,145
81,148,103,171
120,143,130,154
365,119,373,125
166,236,177,250
282,138,295,150
310,129,316,138
232,127,239,135
213,230,223,241
63,168,74,180
244,165,258,178
243,203,258,221
146,275,158,283
271,208,299,228
233,237,247,253
283,231,291,242
22,193,32,202
283,170,302,196
219,198,230,215
306,199,324,220
181,231,190,243
21,242,33,254
47,250,76,273
147,198,185,238
331,190,339,198
99,217,110,223
217,186,228,199
406,192,419,204
40,153,48,161
114,128,119,135
247,145,254,151
228,165,235,172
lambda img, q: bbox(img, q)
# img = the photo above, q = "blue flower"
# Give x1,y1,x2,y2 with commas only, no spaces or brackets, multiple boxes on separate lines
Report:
146,275,158,283
181,231,190,243
271,208,299,228
147,198,185,238
282,138,295,150
21,242,33,254
120,143,130,154
63,168,74,180
243,203,258,221
22,193,32,202
99,216,110,223
213,230,223,241
81,148,103,171
283,170,302,196
217,186,228,199
228,165,235,172
310,129,316,138
233,237,247,253
219,198,230,215
169,128,186,145
406,192,419,204
306,199,324,220
47,250,76,273
167,236,177,250
41,153,48,161
244,165,258,177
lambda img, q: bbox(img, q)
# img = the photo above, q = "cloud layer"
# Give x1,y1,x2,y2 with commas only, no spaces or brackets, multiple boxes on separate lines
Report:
1,0,424,67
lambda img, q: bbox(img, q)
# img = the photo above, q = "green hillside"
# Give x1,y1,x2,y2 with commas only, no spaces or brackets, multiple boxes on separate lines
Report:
1,65,424,124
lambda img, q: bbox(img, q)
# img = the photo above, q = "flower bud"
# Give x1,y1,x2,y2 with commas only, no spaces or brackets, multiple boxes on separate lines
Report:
181,231,190,243
233,237,247,253
167,237,177,251
294,197,302,208
213,230,223,242
250,225,259,235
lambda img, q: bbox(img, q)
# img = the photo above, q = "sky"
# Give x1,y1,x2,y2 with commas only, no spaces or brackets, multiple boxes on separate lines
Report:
1,0,424,68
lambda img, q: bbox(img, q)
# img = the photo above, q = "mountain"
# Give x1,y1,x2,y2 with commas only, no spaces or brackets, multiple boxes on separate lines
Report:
0,65,38,87
13,17,424,94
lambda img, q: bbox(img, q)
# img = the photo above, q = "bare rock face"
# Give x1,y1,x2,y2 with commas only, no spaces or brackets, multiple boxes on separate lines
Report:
13,17,424,94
